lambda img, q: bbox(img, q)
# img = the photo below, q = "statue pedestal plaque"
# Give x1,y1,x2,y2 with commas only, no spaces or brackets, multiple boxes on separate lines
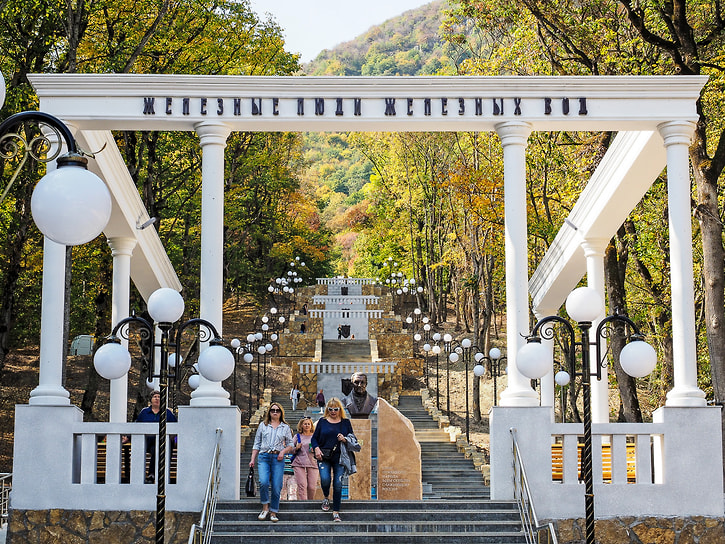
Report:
377,399,422,500
348,418,371,500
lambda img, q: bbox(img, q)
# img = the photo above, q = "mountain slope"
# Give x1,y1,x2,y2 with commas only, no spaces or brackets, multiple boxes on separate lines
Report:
303,0,466,76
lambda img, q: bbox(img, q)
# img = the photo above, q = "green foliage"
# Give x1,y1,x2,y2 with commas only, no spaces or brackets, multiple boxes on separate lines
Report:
0,0,332,361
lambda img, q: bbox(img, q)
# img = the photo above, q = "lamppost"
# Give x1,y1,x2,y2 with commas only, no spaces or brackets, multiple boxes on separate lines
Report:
517,287,657,544
0,110,112,245
442,333,453,416
422,319,432,387
448,338,483,442
473,348,507,407
229,338,242,406
93,288,234,544
244,333,257,418
431,332,442,409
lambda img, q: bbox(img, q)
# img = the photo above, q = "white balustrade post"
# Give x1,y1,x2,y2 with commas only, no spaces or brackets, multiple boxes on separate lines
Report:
658,121,706,406
107,236,137,422
496,121,539,406
191,121,231,406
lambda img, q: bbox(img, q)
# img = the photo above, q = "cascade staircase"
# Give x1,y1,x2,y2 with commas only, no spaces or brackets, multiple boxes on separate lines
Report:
214,394,525,543
322,339,373,362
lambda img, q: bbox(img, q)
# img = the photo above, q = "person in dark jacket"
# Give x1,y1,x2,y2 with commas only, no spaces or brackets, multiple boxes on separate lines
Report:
311,398,356,522
136,390,177,483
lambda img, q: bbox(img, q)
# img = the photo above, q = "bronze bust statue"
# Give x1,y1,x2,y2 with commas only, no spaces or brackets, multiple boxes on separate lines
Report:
342,372,377,419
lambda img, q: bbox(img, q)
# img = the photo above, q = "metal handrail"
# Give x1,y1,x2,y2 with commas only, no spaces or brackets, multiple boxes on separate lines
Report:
510,428,558,544
1,473,11,527
188,429,223,544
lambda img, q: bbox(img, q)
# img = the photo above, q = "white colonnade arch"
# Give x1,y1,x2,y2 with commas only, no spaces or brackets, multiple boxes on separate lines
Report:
26,74,707,412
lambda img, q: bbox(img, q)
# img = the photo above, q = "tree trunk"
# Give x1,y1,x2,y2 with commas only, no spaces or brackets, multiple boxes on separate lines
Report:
691,128,725,476
605,231,643,422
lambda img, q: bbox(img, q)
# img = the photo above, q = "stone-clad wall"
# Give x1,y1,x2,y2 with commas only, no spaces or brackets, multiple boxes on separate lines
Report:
7,509,196,544
552,516,724,543
376,333,411,359
277,332,316,357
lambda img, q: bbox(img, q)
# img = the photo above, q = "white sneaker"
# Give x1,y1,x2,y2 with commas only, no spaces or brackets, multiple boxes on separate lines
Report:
257,510,269,521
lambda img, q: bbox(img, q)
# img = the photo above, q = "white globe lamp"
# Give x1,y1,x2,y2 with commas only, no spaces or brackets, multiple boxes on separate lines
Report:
31,154,112,246
555,370,571,387
197,344,234,382
565,287,604,323
517,341,552,379
94,342,132,380
148,288,185,324
620,339,657,378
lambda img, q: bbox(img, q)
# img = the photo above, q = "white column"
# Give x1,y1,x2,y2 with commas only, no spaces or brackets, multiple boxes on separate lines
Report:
29,238,70,405
582,237,609,422
30,130,70,405
496,121,538,406
658,121,706,406
107,236,137,422
191,121,231,406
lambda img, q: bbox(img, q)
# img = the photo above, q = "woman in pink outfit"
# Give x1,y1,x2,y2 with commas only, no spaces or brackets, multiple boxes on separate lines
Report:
291,417,319,500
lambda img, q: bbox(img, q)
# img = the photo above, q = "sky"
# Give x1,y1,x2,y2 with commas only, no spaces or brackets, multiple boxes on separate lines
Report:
247,0,433,63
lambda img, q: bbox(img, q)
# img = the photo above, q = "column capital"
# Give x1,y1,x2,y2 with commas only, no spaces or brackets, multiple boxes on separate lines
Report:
581,237,609,258
657,120,696,147
194,121,231,147
107,236,137,257
495,121,532,146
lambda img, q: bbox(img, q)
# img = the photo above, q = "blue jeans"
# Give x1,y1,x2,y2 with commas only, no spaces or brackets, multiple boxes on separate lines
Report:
257,452,284,512
318,460,344,511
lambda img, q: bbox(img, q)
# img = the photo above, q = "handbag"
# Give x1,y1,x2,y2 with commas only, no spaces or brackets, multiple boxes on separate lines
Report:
289,433,301,463
319,444,338,462
245,466,256,497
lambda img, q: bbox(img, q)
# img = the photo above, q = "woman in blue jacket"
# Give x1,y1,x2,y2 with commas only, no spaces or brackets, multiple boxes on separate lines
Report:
311,397,355,522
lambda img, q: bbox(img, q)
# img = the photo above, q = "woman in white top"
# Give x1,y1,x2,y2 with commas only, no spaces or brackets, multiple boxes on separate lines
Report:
250,403,294,522
290,384,300,411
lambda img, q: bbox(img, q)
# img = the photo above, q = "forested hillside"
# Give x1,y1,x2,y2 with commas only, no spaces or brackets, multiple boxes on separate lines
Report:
304,0,464,76
298,0,725,433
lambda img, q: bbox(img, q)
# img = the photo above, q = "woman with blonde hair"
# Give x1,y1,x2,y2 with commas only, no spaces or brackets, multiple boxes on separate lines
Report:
291,416,319,500
249,403,294,522
311,397,360,522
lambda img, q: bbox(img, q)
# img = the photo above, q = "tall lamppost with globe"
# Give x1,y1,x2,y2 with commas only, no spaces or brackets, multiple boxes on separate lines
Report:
516,287,657,544
93,288,234,544
473,347,507,407
448,338,483,442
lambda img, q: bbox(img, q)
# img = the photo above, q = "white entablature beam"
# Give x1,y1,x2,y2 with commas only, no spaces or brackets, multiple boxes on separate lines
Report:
529,130,666,314
28,74,705,133
76,130,181,300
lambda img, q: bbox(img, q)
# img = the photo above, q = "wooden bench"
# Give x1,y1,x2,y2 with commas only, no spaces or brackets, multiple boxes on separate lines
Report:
551,442,637,482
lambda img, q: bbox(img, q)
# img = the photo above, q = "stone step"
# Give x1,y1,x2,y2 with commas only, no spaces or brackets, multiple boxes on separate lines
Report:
211,500,523,543
211,531,527,543
216,499,511,512
321,340,373,362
